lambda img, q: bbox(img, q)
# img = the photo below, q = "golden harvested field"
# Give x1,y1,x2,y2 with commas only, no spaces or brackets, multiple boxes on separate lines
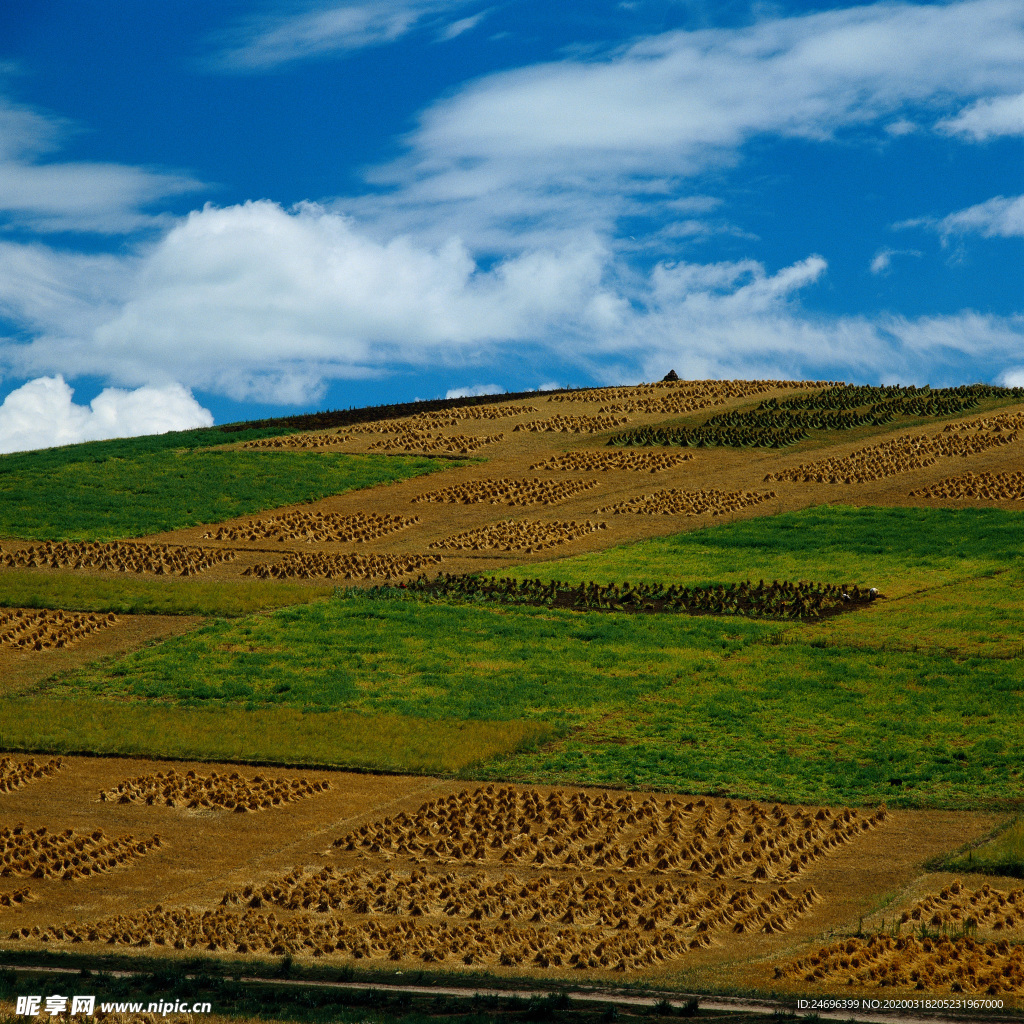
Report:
0,755,1008,998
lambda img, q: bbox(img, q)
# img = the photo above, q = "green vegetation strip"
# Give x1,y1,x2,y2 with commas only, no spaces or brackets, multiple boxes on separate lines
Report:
609,383,1022,448
0,569,333,616
0,450,456,541
939,817,1024,878
393,573,876,618
0,698,548,774
17,506,1024,808
499,505,1024,597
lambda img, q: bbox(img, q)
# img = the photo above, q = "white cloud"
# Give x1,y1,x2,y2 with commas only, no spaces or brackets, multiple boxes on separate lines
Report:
207,0,475,71
937,194,1024,238
0,94,201,233
999,367,1024,387
0,376,213,455
937,91,1024,139
437,11,486,42
4,201,619,404
869,247,921,275
444,383,503,398
1,204,1021,406
348,0,1024,252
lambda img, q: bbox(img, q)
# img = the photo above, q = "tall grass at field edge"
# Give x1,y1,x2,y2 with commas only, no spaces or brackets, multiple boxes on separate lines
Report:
0,699,553,775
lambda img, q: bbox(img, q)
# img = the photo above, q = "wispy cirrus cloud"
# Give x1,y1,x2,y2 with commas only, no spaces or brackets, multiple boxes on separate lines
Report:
0,93,202,234
338,0,1024,255
205,0,479,72
937,91,1024,139
899,194,1024,240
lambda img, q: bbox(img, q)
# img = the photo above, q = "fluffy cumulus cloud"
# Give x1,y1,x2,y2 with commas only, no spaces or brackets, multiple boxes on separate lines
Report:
0,376,213,455
349,0,1024,250
4,201,619,404
3,201,1024,407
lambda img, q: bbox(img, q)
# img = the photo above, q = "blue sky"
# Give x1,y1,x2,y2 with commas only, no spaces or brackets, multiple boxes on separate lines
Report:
0,0,1021,451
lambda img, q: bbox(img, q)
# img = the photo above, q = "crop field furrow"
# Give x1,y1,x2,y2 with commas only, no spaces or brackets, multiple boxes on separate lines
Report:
411,477,600,506
242,551,442,580
333,787,887,883
596,488,776,516
203,510,418,544
0,541,234,576
428,520,607,553
529,451,693,472
99,768,331,812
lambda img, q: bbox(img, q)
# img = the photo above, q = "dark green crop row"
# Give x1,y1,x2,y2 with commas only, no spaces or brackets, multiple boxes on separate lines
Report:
365,573,878,620
608,383,1024,449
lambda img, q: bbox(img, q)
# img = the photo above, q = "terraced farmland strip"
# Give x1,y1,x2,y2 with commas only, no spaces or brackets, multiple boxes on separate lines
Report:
610,384,1017,449
204,510,418,543
100,768,331,812
596,487,775,516
367,431,503,454
765,426,1017,484
0,541,235,576
9,905,792,968
909,471,1024,500
411,477,600,506
219,864,821,949
428,520,607,553
513,415,629,434
241,431,355,450
551,378,832,406
775,933,1024,994
243,551,441,580
529,451,693,472
334,786,887,883
897,881,1024,936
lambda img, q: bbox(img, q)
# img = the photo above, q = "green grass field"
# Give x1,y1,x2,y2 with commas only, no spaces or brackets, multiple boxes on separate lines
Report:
17,505,1023,807
0,447,456,541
